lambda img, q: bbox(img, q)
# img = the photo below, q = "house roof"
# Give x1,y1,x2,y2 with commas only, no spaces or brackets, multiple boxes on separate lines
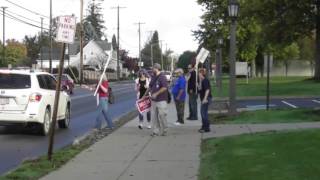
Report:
68,40,112,55
38,40,112,60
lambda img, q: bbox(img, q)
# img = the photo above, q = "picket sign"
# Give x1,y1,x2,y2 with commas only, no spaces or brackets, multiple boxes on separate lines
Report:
195,47,210,93
94,52,112,97
136,97,152,114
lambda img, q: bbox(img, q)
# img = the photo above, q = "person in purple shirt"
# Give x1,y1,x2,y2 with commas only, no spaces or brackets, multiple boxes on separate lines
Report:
171,68,186,125
144,63,169,136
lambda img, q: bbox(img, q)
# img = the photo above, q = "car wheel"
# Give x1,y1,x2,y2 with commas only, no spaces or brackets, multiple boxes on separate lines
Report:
40,108,51,136
58,105,70,129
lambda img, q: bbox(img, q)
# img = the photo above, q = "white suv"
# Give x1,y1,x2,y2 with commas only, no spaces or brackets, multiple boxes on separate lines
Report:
0,69,71,136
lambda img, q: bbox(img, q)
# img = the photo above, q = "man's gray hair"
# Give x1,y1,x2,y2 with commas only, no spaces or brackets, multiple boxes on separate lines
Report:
175,68,184,74
153,63,162,70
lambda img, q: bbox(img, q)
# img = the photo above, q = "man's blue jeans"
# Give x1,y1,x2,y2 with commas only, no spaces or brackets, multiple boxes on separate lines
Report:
95,97,113,129
200,98,211,131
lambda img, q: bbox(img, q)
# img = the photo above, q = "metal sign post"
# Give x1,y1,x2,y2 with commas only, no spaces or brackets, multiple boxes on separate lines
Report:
48,15,76,160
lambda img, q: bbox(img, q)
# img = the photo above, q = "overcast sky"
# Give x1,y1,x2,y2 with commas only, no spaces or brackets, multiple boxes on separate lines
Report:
0,0,203,57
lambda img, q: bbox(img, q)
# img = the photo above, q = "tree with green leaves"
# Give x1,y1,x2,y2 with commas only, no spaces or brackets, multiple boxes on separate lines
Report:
141,31,162,68
84,0,105,41
5,39,27,66
177,51,196,71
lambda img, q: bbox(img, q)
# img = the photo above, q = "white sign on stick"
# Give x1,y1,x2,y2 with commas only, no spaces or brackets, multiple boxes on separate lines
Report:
55,15,76,44
196,48,210,64
236,62,248,76
94,52,112,97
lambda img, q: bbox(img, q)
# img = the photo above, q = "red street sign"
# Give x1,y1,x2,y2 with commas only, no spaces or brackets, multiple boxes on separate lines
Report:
136,97,151,114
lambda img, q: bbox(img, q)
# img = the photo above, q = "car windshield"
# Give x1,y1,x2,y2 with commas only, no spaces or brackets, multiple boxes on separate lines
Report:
0,73,31,89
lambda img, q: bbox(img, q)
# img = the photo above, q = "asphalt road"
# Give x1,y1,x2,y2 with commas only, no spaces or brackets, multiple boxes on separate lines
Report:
0,81,137,175
237,98,320,110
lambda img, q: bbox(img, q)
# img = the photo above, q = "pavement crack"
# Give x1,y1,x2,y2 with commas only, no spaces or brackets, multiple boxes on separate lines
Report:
116,136,153,180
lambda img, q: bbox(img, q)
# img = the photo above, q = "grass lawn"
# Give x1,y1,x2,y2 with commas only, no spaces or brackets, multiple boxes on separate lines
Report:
210,109,320,124
212,76,320,97
199,129,320,180
0,141,89,180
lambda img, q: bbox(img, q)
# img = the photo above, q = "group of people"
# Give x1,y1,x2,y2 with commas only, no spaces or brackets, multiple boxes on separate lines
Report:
93,62,212,135
135,63,212,134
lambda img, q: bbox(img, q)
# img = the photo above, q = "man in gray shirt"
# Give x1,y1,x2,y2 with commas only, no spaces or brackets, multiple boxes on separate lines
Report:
145,63,168,136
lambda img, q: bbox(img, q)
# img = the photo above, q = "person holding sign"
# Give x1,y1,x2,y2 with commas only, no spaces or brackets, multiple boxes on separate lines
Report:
94,74,114,130
144,63,169,136
135,70,151,129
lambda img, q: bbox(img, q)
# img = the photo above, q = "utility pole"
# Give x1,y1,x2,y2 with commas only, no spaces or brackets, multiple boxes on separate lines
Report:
49,0,52,73
80,0,84,85
111,6,126,80
1,7,7,66
40,17,44,69
134,22,145,68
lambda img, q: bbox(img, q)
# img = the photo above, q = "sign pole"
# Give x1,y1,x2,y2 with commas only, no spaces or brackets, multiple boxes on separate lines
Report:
48,43,66,160
47,15,76,160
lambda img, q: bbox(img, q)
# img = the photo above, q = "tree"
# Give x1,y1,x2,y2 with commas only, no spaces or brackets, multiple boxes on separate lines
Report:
84,0,105,41
23,35,40,66
5,39,27,66
298,36,316,74
177,51,197,71
141,31,162,68
112,34,117,50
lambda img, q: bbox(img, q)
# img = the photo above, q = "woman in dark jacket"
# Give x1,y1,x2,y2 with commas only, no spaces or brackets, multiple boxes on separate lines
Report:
198,68,212,133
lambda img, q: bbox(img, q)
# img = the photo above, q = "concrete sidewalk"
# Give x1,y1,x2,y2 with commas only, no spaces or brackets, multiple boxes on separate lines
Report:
41,101,320,180
41,102,202,180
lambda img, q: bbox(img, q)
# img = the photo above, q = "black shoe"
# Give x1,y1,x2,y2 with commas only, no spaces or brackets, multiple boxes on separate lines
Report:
198,129,210,133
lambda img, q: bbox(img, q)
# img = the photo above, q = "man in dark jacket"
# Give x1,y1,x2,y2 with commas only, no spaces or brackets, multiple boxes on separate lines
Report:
187,64,198,120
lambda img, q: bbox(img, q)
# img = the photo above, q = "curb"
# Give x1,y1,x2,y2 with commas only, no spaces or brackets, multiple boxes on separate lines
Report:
214,95,320,101
72,109,138,146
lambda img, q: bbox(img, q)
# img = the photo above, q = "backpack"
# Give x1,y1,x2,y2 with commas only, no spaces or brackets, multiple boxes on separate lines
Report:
108,87,115,104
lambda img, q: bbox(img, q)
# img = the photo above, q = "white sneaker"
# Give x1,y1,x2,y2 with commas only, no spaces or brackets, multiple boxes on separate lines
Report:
147,124,152,129
174,122,181,126
138,123,143,129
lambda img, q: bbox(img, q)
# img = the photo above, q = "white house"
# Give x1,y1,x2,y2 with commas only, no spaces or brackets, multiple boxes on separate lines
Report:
36,40,123,72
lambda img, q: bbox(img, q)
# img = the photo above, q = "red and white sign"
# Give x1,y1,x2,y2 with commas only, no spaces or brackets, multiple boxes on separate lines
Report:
55,15,76,44
136,97,152,114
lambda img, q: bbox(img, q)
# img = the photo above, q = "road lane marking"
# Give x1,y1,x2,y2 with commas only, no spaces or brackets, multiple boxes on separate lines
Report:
281,101,298,108
312,100,320,104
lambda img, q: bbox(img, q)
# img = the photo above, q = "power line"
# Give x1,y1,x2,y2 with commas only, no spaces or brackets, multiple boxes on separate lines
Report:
0,11,49,30
5,0,49,19
6,10,49,26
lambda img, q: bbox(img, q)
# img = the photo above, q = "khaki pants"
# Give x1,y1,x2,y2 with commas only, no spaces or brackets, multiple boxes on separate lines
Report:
151,101,168,135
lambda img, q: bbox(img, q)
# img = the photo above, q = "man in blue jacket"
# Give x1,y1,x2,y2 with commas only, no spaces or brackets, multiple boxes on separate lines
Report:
172,68,186,125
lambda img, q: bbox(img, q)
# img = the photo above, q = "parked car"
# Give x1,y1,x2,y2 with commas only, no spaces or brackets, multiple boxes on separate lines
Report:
163,71,172,82
0,69,71,136
53,74,74,95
